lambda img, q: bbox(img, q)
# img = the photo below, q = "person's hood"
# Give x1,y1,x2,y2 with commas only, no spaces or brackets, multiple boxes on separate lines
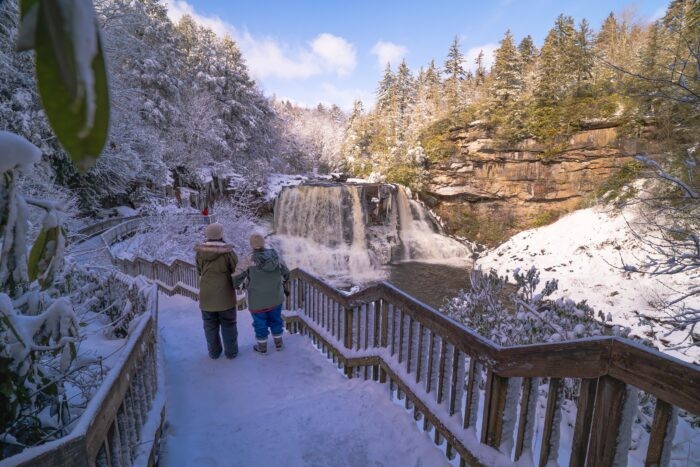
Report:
194,241,233,261
252,248,280,272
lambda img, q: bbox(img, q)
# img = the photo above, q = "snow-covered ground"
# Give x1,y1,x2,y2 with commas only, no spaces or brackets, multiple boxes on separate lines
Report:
478,204,699,364
158,293,450,467
266,173,309,201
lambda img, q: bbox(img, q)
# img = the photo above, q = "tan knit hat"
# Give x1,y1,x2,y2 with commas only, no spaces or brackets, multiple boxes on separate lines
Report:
205,223,224,241
250,234,265,250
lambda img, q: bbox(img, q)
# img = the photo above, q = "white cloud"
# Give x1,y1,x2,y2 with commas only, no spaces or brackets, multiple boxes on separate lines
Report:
162,0,356,80
464,43,498,73
164,0,232,36
311,34,357,76
370,41,408,68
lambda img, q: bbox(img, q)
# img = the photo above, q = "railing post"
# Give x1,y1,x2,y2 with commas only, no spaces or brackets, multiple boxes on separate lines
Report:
569,378,598,467
539,377,562,466
481,369,509,449
343,306,353,378
514,376,538,461
645,399,676,467
587,376,629,467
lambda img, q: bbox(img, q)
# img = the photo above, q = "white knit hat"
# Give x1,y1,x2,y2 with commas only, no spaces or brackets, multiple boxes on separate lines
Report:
205,223,224,241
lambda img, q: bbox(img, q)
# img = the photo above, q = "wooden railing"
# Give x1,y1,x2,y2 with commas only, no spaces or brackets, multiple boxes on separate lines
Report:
283,269,700,467
101,215,246,308
1,281,163,467
71,215,140,241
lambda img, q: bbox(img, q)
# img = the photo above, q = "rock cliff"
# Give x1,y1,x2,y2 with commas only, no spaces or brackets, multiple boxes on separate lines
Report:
423,123,639,245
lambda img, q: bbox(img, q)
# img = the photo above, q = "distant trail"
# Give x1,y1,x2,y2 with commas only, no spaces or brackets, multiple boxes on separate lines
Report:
157,293,449,467
68,233,112,267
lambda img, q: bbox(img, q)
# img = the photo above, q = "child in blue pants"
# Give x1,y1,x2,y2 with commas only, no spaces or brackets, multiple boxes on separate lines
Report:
234,234,290,354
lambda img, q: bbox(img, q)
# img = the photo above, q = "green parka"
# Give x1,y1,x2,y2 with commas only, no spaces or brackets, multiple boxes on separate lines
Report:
195,241,238,312
234,248,290,312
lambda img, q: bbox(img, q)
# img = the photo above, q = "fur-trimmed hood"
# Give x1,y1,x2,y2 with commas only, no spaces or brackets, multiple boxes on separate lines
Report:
194,241,234,260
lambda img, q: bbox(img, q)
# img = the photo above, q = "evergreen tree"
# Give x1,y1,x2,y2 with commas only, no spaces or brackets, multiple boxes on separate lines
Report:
394,59,416,140
518,35,538,66
593,12,622,89
474,50,487,86
342,99,371,173
535,14,577,102
443,37,466,112
573,19,594,96
491,30,523,105
376,63,396,115
424,60,443,116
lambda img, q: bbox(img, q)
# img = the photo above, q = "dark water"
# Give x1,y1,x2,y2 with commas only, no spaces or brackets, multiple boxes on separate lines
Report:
386,261,471,310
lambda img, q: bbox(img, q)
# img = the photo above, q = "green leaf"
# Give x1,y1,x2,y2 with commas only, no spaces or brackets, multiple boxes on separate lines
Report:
34,0,110,171
27,227,47,283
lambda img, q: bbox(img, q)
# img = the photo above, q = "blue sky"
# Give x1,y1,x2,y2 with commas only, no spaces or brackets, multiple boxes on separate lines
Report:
164,0,668,110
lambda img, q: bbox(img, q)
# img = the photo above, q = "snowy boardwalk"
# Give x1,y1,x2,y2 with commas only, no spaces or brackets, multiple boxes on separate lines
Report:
158,294,449,467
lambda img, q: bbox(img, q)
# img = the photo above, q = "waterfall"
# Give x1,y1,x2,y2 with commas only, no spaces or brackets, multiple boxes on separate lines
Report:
396,186,471,262
273,185,380,284
273,183,472,286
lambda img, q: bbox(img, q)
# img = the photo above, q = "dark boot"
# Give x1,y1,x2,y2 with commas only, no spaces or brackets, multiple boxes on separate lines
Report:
273,334,283,351
253,340,267,355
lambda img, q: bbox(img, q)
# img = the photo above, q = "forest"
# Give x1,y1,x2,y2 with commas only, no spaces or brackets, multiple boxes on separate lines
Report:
0,0,698,464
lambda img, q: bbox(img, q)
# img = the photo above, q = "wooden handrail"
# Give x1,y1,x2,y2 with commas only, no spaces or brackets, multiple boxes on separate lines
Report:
1,281,163,467
289,268,700,415
285,268,700,467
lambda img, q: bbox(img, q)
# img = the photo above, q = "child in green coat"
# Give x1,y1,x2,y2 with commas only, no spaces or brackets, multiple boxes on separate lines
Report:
234,234,290,355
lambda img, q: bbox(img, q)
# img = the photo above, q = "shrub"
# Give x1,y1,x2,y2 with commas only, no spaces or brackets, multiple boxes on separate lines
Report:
419,118,459,163
531,210,560,228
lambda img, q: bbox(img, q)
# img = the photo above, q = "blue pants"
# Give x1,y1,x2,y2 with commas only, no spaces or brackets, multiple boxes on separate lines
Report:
250,304,283,341
201,308,238,358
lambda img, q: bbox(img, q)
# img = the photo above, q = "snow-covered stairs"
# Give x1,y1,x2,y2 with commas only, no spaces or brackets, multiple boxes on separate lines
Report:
157,293,450,467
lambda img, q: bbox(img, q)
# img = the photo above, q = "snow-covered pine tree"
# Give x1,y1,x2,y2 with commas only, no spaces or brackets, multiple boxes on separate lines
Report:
490,30,524,106
517,34,538,67
393,59,416,142
474,50,487,86
376,63,397,117
443,37,466,113
535,14,578,102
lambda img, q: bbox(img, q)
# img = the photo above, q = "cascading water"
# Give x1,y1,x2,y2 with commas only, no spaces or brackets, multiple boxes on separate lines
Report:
395,186,471,262
273,185,381,284
273,183,472,287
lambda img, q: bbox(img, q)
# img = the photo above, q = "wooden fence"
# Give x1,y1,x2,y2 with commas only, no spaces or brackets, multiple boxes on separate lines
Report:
101,215,246,308
283,269,700,467
1,283,163,467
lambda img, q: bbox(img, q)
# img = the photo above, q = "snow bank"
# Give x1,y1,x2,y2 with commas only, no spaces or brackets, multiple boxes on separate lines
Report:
0,131,41,172
478,205,699,363
265,173,308,201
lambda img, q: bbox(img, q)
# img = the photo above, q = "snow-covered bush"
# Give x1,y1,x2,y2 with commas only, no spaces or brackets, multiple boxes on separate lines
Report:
442,266,621,346
0,261,154,458
113,195,261,266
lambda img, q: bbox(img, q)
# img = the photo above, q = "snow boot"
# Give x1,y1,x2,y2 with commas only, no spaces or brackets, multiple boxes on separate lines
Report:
273,334,283,351
253,340,268,355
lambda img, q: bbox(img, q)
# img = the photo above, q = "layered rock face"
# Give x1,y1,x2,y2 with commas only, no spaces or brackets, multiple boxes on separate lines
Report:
424,123,638,244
